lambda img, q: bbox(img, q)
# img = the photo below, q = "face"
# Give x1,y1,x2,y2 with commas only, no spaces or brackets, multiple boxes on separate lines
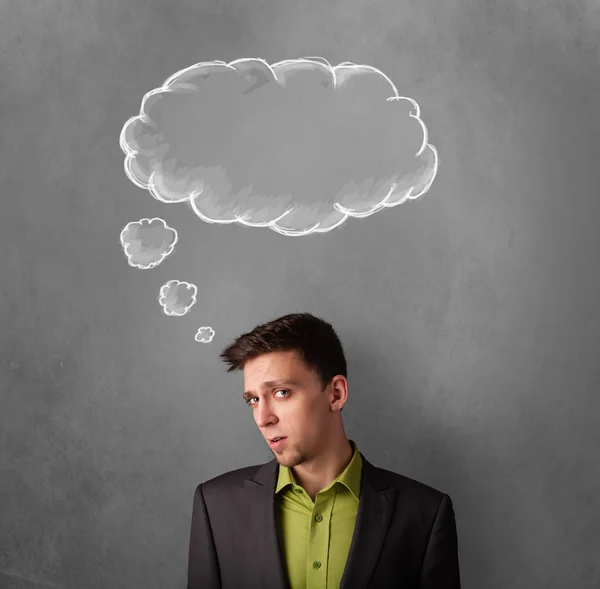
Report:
243,350,345,468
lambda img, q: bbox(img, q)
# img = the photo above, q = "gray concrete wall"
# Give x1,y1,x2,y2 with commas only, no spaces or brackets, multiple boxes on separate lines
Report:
1,1,599,587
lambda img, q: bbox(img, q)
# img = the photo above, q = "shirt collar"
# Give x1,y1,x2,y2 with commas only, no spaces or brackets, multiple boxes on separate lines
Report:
275,439,362,500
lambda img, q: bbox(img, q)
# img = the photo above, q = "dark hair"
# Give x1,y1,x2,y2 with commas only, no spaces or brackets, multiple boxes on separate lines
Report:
220,312,347,397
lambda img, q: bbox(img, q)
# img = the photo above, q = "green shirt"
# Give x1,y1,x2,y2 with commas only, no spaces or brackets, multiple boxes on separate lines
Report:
274,439,363,589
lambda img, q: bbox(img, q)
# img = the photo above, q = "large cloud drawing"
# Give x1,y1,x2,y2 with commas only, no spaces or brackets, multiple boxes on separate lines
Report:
119,56,438,236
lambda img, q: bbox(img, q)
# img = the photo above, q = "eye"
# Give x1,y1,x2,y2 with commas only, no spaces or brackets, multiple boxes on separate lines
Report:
245,389,290,406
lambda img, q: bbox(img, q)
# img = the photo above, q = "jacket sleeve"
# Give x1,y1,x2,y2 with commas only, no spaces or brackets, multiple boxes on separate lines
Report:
419,493,462,588
187,483,222,589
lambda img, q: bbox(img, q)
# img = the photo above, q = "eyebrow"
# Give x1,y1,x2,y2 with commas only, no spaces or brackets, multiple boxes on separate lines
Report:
243,379,300,400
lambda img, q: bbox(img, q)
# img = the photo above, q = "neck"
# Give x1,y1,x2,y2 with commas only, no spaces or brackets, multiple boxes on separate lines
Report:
292,434,354,496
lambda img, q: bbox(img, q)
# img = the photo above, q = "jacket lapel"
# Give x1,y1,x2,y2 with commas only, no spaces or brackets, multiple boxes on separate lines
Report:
244,451,394,589
339,454,394,589
244,464,291,589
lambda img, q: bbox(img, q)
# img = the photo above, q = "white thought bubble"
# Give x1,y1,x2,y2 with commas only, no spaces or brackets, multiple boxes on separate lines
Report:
120,56,438,236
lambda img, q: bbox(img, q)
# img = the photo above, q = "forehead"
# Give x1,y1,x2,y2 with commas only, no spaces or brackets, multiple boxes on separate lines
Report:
243,350,314,389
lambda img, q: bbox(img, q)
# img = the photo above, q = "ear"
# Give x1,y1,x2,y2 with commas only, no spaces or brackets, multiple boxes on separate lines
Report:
329,375,348,411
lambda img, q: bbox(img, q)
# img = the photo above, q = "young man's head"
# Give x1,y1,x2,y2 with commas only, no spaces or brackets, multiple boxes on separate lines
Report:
220,313,349,468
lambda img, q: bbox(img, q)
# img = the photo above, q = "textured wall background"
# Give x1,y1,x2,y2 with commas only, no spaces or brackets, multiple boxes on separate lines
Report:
1,0,599,587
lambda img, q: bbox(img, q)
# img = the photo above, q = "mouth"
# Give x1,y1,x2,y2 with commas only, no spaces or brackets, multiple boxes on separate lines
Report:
269,436,287,446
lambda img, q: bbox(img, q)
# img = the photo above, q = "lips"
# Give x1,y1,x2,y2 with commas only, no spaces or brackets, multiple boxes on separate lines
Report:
269,436,286,442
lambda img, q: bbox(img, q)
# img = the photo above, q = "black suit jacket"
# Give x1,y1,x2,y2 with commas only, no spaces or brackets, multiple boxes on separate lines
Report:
187,451,461,588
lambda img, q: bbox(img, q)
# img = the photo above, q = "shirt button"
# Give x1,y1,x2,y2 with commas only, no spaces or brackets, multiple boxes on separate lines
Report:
315,514,323,522
313,561,321,569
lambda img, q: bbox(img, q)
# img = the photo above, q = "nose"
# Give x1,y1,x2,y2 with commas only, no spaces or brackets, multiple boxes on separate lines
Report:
255,401,277,429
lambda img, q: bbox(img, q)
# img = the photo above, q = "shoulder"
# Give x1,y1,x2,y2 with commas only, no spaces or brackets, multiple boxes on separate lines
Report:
366,460,455,512
197,461,267,494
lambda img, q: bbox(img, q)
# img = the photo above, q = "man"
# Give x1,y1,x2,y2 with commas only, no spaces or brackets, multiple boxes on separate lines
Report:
187,312,461,589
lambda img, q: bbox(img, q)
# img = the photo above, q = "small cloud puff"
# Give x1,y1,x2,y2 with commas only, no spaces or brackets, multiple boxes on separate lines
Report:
157,280,197,316
120,218,178,268
195,326,215,343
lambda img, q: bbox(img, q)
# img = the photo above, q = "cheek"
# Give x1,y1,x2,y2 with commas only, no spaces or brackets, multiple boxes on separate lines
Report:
304,400,328,422
289,402,316,422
